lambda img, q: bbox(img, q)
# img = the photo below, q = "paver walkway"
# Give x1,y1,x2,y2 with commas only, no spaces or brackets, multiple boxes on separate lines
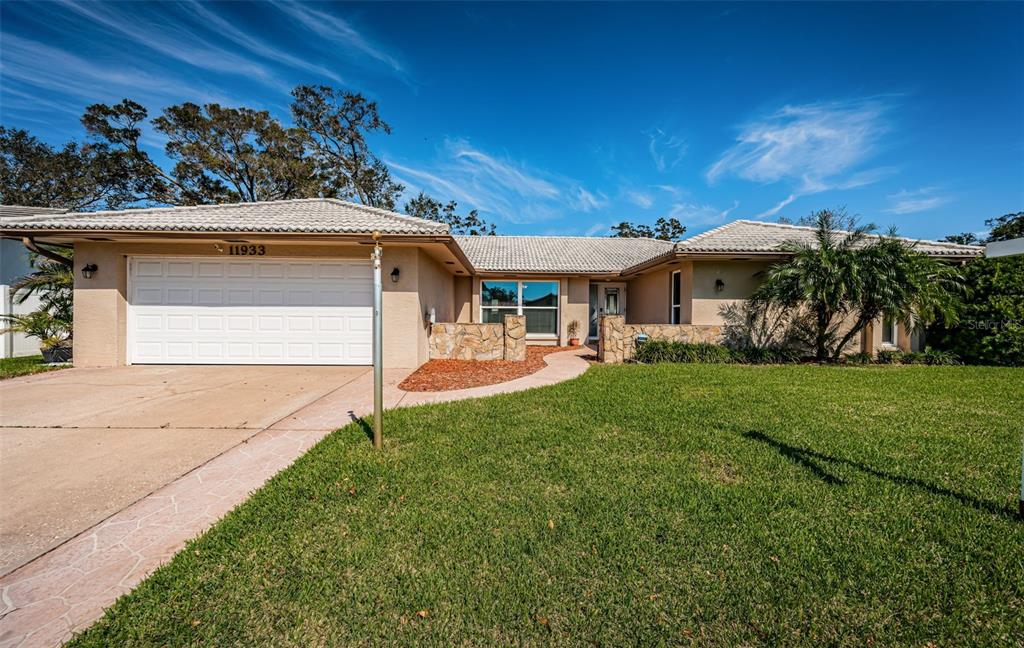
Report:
0,348,591,647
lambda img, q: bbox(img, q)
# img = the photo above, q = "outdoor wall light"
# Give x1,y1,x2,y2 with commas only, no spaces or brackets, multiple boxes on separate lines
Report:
81,263,98,279
390,267,400,283
714,278,725,293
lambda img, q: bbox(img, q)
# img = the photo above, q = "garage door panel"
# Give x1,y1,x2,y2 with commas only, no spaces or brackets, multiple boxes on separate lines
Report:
197,262,223,278
129,258,372,365
228,263,255,278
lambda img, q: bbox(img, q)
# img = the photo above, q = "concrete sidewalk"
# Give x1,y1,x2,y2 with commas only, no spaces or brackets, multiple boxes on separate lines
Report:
0,348,591,648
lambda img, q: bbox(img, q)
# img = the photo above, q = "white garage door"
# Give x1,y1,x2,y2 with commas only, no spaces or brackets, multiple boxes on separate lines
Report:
128,257,372,365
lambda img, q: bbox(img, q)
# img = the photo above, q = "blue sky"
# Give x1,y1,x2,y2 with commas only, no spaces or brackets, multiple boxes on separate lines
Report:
2,1,1022,240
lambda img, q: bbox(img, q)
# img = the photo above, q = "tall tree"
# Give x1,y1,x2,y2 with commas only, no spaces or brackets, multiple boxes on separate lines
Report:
609,217,686,241
754,209,964,362
942,232,982,245
404,192,496,235
0,126,140,210
83,99,318,205
291,85,404,210
985,211,1023,242
79,85,405,207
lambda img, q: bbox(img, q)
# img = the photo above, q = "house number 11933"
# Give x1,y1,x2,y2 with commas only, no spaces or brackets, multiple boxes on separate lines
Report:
228,244,266,256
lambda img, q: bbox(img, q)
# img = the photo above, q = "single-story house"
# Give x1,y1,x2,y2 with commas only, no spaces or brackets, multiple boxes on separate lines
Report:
0,198,982,368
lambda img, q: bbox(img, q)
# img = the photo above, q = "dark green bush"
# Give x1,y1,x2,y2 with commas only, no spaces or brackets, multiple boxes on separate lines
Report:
844,352,873,365
634,341,734,364
919,347,961,365
732,345,803,364
634,341,802,365
875,349,904,364
928,255,1024,366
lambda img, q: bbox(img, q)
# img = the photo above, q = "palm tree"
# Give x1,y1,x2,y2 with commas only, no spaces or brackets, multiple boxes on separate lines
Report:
753,209,965,362
10,253,74,327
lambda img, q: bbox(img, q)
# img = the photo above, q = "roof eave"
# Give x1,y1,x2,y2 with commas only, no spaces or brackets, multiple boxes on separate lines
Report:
0,228,449,243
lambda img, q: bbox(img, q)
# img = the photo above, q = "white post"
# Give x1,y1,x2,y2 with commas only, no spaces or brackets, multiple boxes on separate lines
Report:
371,235,383,449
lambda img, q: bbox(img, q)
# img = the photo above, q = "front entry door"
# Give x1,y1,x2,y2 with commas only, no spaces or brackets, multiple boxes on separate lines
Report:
589,282,627,339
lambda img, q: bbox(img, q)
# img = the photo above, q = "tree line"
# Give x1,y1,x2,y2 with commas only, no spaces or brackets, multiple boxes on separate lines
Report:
0,85,497,235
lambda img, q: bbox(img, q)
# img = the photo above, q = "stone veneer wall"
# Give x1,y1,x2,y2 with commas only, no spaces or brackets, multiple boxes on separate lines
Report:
429,314,527,361
503,315,526,361
598,315,724,364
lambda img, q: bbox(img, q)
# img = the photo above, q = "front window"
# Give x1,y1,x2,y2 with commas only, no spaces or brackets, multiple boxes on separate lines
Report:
882,316,898,346
481,281,518,325
481,280,560,337
670,270,681,324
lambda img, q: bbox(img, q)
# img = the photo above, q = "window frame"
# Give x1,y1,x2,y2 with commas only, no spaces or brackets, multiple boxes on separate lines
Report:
670,270,681,324
881,315,899,347
479,279,560,339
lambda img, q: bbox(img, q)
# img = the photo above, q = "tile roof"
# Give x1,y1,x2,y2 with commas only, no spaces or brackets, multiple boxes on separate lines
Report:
0,199,448,235
673,220,984,257
455,235,674,273
0,205,69,219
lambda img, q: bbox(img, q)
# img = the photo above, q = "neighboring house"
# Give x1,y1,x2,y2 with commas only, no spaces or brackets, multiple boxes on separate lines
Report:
986,237,1024,258
0,206,69,358
0,199,982,368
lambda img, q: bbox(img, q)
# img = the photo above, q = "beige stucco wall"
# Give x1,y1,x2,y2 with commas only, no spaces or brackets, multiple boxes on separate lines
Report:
453,276,472,323
625,262,697,325
72,240,451,369
690,260,773,325
562,277,589,343
626,269,669,324
415,249,456,366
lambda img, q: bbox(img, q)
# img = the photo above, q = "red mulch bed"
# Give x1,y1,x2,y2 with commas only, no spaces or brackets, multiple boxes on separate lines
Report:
399,346,589,392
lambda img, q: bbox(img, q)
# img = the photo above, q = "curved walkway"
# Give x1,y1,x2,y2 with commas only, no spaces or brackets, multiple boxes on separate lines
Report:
0,347,592,648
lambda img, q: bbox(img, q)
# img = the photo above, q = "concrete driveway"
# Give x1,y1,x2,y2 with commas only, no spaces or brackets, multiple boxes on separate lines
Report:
0,365,370,576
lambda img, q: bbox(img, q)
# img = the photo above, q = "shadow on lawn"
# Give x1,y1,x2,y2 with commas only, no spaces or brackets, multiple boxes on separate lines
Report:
742,430,1017,520
348,411,373,441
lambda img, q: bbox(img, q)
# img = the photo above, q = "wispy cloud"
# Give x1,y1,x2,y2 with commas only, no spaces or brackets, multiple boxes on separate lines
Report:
573,188,610,212
275,3,404,75
646,127,688,172
55,0,286,89
584,222,608,236
707,99,890,186
753,193,798,219
387,138,607,225
625,190,654,209
884,187,952,214
654,184,686,198
668,200,740,225
182,1,344,84
708,99,897,218
0,33,234,105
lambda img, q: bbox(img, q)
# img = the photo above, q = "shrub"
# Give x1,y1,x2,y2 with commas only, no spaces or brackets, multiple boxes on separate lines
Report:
928,255,1024,366
919,347,960,365
733,345,802,365
635,341,734,364
901,352,926,365
875,349,904,364
634,340,803,365
844,352,873,365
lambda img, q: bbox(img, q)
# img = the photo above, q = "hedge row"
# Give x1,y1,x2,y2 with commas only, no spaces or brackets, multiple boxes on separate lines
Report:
633,341,800,365
633,340,961,366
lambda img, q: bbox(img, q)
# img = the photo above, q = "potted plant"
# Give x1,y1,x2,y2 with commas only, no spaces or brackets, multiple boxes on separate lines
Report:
567,319,581,346
1,309,73,363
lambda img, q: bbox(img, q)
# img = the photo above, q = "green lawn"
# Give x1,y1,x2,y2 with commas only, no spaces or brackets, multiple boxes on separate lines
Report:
0,354,64,380
71,365,1024,646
